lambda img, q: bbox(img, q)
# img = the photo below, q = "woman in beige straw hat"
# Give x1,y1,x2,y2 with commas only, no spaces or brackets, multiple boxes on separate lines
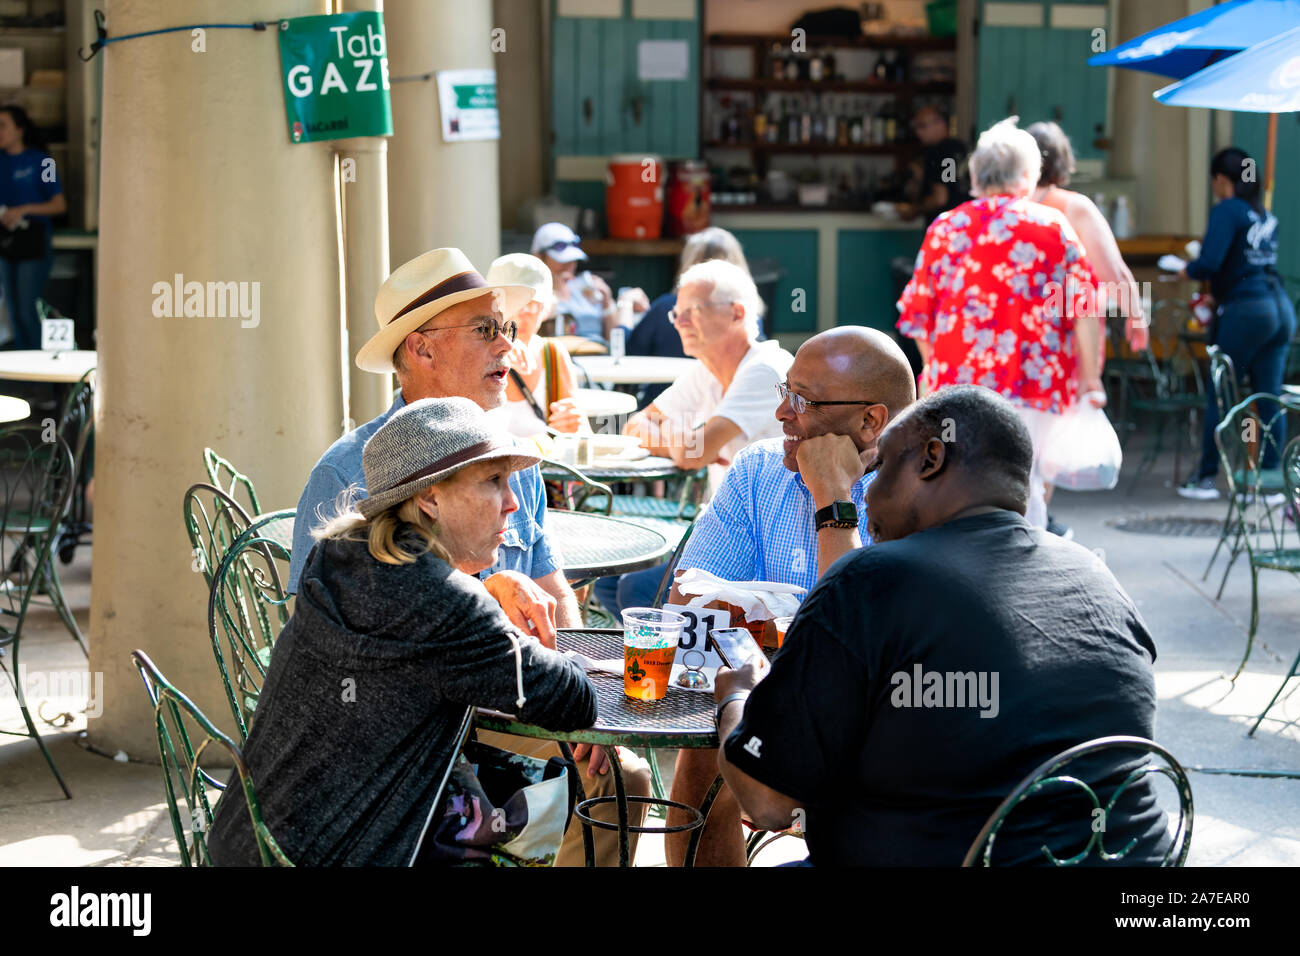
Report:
208,397,597,866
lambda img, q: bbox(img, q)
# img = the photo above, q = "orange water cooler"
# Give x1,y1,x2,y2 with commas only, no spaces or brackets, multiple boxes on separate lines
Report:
605,154,664,239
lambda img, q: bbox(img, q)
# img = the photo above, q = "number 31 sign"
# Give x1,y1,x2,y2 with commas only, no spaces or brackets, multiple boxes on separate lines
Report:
662,604,732,669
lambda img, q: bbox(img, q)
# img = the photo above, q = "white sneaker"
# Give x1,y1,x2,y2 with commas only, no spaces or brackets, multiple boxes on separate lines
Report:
1177,477,1220,500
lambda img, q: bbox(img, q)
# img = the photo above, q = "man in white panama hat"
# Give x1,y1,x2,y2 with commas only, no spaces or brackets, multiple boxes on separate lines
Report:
288,247,650,865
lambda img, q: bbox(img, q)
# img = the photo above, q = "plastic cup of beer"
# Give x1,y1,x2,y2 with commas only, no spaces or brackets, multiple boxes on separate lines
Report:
621,608,686,701
774,615,794,649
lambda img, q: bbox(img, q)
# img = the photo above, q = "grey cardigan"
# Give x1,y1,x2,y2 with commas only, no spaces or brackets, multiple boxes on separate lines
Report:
208,533,597,866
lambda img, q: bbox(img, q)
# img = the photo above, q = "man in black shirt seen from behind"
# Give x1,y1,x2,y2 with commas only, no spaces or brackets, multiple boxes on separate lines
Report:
715,385,1171,866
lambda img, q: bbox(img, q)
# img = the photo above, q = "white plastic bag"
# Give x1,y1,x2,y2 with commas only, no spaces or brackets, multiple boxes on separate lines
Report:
1039,401,1122,491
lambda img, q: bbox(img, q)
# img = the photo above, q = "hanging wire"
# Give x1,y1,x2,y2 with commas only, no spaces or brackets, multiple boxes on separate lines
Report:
78,9,275,62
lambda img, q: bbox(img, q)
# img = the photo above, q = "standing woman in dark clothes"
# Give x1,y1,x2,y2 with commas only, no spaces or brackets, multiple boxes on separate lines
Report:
1178,147,1297,500
0,106,64,349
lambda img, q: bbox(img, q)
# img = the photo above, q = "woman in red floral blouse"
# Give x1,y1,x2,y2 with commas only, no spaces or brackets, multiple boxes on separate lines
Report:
896,118,1104,528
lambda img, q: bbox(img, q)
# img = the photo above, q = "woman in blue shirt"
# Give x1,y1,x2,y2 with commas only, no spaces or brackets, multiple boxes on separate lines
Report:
0,105,64,350
1179,147,1297,500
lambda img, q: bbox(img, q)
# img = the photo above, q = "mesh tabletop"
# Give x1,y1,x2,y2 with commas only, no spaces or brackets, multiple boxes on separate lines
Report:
476,629,720,749
542,456,684,483
248,513,294,553
549,510,672,579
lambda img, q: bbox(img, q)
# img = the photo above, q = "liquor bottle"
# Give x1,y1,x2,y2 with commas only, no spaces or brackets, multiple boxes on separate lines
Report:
874,52,888,82
799,96,812,145
770,42,785,80
871,103,886,145
809,49,825,82
786,97,800,143
884,101,897,143
753,95,768,141
825,47,838,81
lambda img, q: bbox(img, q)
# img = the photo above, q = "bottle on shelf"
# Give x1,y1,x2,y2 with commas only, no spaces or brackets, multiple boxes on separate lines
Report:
883,101,898,144
873,52,888,82
871,102,886,145
786,96,800,144
812,104,825,144
799,95,813,145
809,48,825,82
769,41,786,80
825,47,838,82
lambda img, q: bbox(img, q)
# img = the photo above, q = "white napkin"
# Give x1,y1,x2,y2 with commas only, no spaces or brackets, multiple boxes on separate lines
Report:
1158,254,1187,273
673,568,805,622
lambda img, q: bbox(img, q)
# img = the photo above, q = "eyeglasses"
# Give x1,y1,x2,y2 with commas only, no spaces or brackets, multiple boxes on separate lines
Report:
419,317,518,344
776,382,879,415
667,301,730,326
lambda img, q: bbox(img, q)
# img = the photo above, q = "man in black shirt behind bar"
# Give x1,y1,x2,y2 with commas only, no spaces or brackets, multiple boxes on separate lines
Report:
714,385,1171,866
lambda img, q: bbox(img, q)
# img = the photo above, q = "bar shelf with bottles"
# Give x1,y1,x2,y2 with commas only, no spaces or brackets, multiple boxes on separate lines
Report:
703,31,957,211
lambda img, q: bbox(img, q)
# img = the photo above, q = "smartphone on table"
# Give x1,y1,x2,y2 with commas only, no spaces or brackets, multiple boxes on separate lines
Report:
709,627,769,676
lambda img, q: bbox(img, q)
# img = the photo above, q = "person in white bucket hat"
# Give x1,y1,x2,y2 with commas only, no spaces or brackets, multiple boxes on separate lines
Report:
287,248,651,864
485,252,589,443
209,397,599,866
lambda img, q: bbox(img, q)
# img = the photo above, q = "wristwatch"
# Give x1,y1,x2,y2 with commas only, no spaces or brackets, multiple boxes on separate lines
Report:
714,691,751,731
815,500,858,531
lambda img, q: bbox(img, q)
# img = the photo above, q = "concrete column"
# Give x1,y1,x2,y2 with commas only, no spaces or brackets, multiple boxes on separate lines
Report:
336,0,391,425
386,0,500,273
90,0,341,755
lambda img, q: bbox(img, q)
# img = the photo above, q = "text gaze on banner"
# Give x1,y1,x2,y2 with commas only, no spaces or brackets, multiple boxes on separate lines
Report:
277,12,393,144
662,604,732,668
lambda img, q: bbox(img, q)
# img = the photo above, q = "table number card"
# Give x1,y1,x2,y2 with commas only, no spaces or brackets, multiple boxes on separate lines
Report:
41,317,74,352
663,603,731,669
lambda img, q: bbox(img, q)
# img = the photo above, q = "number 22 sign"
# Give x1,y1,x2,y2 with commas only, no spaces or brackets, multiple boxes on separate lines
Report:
662,604,732,669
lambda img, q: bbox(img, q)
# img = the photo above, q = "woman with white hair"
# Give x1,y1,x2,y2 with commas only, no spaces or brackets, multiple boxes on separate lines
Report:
485,253,589,442
896,117,1104,528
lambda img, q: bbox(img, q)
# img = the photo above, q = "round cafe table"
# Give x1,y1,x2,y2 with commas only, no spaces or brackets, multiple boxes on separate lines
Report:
476,628,725,867
541,454,683,485
0,395,30,422
574,355,698,386
0,350,96,384
547,510,672,582
572,387,636,418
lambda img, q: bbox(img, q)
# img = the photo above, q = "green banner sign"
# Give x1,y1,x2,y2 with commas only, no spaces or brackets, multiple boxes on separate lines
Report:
277,12,393,144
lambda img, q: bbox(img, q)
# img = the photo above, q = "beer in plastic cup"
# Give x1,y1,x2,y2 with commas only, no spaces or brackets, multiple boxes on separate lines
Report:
622,608,686,701
774,615,793,649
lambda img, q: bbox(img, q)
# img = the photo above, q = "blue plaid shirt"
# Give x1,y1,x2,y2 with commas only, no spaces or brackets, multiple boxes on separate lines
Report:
287,394,561,594
678,438,873,597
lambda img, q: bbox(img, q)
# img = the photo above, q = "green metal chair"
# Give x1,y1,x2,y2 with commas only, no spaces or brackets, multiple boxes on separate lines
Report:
1245,437,1300,735
203,447,263,518
207,510,294,741
131,649,292,867
1212,396,1300,657
52,368,94,566
1123,306,1205,493
183,483,253,588
962,736,1193,867
0,427,79,797
541,458,614,514
1202,347,1243,588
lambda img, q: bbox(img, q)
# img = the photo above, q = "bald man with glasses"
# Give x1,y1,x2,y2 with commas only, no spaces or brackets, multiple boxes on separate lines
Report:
661,325,917,868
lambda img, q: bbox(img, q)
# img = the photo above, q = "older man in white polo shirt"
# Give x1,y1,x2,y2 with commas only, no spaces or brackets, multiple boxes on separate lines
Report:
594,260,793,616
625,259,793,493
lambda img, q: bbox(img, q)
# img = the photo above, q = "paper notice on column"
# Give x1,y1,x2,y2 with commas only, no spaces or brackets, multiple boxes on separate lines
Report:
637,39,689,80
436,69,499,142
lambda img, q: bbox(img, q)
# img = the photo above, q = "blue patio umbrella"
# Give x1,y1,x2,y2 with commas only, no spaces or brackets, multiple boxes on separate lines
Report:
1154,25,1300,209
1088,0,1300,79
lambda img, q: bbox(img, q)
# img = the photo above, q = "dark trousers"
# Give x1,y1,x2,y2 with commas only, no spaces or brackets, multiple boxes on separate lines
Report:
0,252,53,350
1198,285,1297,478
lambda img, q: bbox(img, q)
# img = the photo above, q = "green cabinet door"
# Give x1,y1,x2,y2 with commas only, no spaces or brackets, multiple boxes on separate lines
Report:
551,0,700,159
727,229,819,335
975,1,1108,161
837,229,925,332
